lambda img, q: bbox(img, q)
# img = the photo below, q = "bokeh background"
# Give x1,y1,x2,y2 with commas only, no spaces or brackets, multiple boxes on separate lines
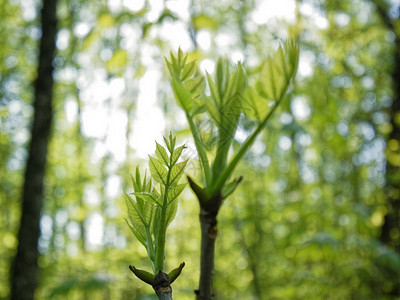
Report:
1,0,400,299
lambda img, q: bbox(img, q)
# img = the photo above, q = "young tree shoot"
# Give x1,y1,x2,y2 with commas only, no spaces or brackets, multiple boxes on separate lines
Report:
125,133,187,300
166,41,299,299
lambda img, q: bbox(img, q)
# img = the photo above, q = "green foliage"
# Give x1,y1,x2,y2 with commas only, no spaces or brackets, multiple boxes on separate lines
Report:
193,13,219,31
243,40,299,122
166,44,298,299
3,0,400,299
166,43,299,200
125,133,187,275
106,49,128,75
47,273,115,297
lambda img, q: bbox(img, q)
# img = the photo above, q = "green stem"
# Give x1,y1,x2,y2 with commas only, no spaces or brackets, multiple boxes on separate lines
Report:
155,170,172,273
211,127,234,184
145,225,156,272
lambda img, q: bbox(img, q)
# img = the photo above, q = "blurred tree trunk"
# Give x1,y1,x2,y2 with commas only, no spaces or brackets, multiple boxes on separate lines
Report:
381,33,400,251
10,0,57,299
371,1,400,253
372,0,400,296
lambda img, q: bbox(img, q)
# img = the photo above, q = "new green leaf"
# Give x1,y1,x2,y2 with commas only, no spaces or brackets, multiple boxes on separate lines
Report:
149,156,168,184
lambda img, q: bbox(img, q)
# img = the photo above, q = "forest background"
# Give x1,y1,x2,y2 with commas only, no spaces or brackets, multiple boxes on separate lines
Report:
1,0,400,299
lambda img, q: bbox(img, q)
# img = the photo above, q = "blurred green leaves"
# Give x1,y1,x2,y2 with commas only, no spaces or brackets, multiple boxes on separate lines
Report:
47,273,115,298
193,13,219,31
3,0,399,298
106,49,128,75
245,40,299,121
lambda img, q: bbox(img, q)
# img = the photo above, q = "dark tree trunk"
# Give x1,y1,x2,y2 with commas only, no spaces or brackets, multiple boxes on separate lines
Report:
370,1,400,253
10,0,57,299
371,0,400,296
381,36,400,253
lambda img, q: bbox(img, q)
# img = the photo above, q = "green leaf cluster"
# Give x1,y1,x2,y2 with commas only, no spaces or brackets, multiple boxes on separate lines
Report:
243,40,299,121
166,42,299,203
166,49,206,115
125,133,187,274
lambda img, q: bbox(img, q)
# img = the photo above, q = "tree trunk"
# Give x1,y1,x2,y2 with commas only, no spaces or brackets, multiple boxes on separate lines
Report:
370,0,400,253
10,0,57,299
381,36,400,252
370,0,400,296
380,35,400,297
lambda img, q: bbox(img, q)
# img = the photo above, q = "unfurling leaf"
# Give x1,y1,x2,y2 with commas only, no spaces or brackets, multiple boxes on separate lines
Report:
170,145,185,166
258,40,299,101
241,86,269,122
131,167,141,191
133,192,161,206
166,198,178,226
156,142,169,166
168,183,186,203
181,61,196,81
125,219,146,247
184,77,206,98
163,133,176,154
125,193,147,229
169,160,188,186
171,77,194,113
149,156,168,184
206,72,222,107
260,56,285,100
